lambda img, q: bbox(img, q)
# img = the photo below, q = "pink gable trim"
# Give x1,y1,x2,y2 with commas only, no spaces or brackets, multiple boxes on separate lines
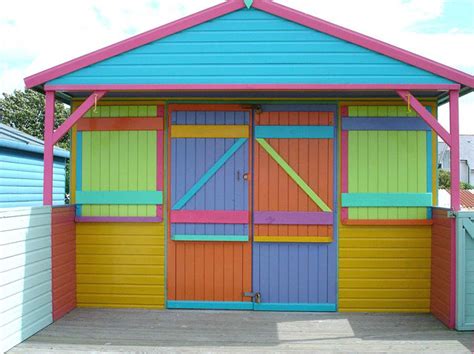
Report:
24,1,245,89
44,83,460,92
24,0,474,89
253,0,474,88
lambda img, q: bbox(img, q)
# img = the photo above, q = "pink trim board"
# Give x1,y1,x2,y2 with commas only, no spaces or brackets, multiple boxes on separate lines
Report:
253,211,333,225
44,84,461,92
170,210,249,224
25,0,473,89
156,104,165,219
43,91,55,206
76,216,163,223
340,129,349,221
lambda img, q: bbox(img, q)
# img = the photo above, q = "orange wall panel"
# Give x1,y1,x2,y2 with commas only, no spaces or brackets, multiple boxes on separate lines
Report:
51,206,76,321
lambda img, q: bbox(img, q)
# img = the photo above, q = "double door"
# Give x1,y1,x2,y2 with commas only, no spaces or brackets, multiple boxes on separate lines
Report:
167,105,336,311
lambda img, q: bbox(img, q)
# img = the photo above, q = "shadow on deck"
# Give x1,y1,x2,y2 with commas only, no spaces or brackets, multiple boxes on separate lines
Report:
9,308,474,353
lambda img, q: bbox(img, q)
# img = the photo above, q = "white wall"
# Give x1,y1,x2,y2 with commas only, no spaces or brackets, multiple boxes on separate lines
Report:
0,206,53,353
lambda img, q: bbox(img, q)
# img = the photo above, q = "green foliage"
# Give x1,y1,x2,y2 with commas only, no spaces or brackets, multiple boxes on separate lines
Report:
438,169,474,190
438,169,451,189
0,89,70,149
0,89,71,197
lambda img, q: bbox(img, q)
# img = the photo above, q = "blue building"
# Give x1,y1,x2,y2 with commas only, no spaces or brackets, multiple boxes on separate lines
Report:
0,123,69,207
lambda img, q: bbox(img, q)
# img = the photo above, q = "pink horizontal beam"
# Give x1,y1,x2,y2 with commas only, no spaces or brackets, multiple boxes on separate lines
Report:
75,216,162,223
76,117,164,131
170,210,249,224
397,90,451,145
253,0,474,87
24,1,245,88
254,211,333,225
44,84,460,92
53,90,106,144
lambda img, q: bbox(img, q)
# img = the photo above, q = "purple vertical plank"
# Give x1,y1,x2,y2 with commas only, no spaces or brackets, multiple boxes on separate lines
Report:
268,244,279,302
253,244,260,298
327,242,337,304
253,243,337,305
288,244,299,303
278,244,289,303
259,244,270,303
297,245,309,303
318,245,328,303
214,137,226,236
171,110,250,238
174,138,186,235
194,114,206,236
185,112,196,236
308,244,320,303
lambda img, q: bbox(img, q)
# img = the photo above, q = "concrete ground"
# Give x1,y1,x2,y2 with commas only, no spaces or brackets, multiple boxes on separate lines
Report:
9,309,474,353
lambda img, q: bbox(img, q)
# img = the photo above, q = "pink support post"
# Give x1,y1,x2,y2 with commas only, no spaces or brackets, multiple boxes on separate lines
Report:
449,90,460,211
43,91,55,205
449,90,460,329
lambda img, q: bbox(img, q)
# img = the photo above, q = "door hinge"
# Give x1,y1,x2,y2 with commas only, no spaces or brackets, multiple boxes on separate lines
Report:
243,292,261,303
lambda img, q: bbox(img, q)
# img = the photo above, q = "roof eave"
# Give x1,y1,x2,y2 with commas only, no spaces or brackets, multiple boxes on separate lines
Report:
23,0,474,90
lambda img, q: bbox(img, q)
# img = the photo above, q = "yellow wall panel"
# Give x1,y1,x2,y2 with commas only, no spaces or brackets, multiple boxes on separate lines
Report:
339,224,431,312
76,222,165,309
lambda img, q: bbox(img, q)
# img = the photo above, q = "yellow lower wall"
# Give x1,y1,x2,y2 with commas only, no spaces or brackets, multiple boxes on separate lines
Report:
76,223,165,309
338,225,431,312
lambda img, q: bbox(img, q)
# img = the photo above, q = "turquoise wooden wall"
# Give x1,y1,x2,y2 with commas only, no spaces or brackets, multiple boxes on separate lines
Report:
0,143,68,208
456,212,474,330
0,206,53,353
48,9,452,85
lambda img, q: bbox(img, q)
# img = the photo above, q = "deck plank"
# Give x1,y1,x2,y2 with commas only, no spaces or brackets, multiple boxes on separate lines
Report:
9,308,473,353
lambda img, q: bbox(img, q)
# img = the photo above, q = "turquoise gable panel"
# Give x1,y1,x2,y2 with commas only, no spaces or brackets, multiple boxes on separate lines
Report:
49,9,453,85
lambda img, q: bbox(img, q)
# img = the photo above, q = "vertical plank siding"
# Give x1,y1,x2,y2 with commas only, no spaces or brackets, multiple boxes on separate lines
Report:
79,105,158,217
52,206,76,321
0,147,67,207
430,208,454,328
0,206,53,353
346,106,429,220
253,243,337,305
456,212,474,330
76,223,165,308
254,111,333,239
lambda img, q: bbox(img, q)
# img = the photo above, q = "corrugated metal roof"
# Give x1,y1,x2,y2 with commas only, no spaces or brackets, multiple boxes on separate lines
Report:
460,190,474,210
0,123,69,158
441,189,474,210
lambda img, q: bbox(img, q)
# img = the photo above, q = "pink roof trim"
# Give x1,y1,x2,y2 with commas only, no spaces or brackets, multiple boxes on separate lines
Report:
24,0,474,89
44,83,460,92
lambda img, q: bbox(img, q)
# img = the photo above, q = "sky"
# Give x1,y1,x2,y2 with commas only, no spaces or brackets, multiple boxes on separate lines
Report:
0,0,473,133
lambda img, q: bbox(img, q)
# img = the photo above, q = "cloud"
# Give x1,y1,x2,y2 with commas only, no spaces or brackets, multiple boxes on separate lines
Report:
1,0,473,132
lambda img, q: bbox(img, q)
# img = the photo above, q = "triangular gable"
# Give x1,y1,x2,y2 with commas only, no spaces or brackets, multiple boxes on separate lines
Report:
24,0,474,88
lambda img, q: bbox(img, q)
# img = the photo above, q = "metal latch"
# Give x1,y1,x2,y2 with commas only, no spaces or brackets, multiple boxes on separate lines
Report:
243,292,261,303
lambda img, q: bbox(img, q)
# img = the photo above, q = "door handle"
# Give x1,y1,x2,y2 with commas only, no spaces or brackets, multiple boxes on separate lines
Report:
243,172,249,181
243,292,261,303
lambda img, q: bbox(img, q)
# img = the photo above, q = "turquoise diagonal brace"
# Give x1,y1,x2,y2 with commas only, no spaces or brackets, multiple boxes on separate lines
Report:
173,138,247,210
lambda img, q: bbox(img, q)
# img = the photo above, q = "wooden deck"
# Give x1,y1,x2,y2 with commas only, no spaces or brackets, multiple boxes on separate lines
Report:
9,309,474,353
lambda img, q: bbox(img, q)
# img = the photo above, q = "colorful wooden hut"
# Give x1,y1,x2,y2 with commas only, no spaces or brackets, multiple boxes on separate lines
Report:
23,0,474,318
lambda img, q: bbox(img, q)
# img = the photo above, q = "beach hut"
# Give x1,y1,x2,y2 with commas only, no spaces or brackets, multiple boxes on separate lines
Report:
22,0,474,322
0,123,69,208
